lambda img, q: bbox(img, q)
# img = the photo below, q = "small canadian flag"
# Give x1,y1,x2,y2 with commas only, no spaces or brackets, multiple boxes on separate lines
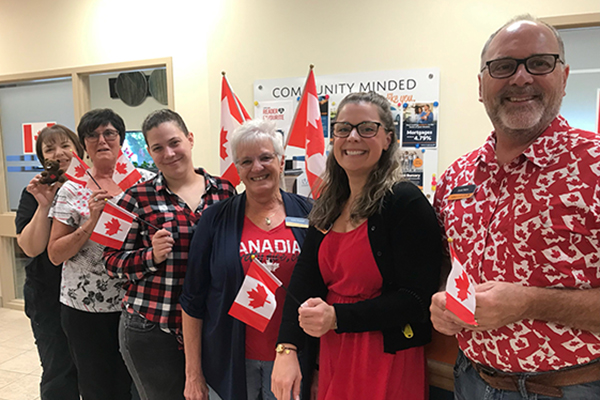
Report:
228,257,282,332
23,122,55,154
64,151,91,187
89,201,135,249
113,150,142,192
445,241,477,325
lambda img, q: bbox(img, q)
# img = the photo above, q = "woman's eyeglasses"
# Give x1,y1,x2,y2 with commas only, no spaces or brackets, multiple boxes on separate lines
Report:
331,121,382,138
85,129,120,143
235,152,278,169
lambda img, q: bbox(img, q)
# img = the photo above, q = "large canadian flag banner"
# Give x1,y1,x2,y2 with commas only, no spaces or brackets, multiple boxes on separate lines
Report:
445,243,477,325
23,122,55,154
113,150,141,191
229,258,282,332
285,67,326,198
90,201,135,249
220,74,251,187
64,151,91,187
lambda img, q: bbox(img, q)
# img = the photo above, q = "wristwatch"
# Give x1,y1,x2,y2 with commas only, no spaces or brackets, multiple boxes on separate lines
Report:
275,344,297,355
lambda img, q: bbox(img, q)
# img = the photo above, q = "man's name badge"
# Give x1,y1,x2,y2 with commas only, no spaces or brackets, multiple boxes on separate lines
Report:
448,184,476,200
285,217,309,228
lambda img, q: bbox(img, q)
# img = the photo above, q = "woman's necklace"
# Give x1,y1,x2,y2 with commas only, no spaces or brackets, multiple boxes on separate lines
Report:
265,210,277,226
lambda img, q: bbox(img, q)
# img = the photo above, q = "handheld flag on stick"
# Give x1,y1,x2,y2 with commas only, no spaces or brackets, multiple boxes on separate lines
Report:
229,257,283,332
220,72,251,186
113,150,142,192
445,239,477,325
90,201,136,248
285,65,326,198
64,151,92,187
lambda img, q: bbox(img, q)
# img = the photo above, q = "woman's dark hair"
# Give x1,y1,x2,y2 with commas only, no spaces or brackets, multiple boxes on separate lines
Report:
35,124,85,163
77,109,126,149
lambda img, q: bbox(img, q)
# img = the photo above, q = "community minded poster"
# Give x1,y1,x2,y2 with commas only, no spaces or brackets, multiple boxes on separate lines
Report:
254,68,440,201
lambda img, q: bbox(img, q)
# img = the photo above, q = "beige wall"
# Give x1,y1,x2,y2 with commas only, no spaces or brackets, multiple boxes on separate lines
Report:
0,0,599,175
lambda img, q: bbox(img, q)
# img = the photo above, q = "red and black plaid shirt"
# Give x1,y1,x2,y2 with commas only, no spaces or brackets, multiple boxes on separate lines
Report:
104,168,236,334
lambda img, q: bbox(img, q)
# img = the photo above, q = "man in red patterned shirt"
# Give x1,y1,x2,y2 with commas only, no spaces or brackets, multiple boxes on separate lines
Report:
431,15,600,399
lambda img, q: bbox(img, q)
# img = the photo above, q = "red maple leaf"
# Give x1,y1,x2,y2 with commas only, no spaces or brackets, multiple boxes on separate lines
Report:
104,218,122,236
455,271,471,302
247,284,270,309
74,164,87,178
115,162,128,175
220,127,229,160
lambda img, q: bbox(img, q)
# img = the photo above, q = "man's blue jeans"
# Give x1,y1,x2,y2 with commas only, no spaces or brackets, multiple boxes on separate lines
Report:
454,351,600,400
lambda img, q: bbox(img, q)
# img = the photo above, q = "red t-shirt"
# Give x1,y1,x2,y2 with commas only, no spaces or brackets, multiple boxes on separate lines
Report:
240,217,301,361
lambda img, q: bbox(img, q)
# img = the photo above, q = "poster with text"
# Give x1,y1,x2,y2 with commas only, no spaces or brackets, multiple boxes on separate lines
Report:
254,68,440,201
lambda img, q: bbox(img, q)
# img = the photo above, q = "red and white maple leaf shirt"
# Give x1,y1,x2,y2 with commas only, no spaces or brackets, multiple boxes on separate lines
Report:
240,217,301,361
434,116,600,372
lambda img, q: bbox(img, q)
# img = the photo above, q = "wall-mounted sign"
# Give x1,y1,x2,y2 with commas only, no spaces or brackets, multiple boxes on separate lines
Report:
254,68,441,201
22,121,55,154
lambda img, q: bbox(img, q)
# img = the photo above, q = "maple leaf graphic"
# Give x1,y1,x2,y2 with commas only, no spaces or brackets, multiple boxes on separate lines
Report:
74,164,87,178
455,271,471,302
104,218,122,236
247,284,270,309
115,162,128,175
220,127,229,160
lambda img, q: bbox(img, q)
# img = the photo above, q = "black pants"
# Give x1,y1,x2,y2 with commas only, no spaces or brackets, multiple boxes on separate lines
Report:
24,284,79,400
61,305,133,400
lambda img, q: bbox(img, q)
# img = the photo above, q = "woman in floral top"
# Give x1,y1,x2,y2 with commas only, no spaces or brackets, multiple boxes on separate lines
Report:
48,109,154,400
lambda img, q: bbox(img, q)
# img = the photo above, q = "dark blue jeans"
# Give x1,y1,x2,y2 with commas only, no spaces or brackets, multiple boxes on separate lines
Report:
24,284,79,400
118,310,186,400
454,351,600,400
246,359,277,400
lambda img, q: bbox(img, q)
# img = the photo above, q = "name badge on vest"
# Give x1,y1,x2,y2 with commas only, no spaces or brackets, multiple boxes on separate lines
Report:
285,217,309,229
448,184,476,200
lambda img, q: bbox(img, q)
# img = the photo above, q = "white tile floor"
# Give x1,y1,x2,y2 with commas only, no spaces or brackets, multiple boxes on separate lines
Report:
0,307,41,400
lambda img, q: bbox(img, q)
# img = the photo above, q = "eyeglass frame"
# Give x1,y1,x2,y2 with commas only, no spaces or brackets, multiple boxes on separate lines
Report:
331,121,384,138
480,53,564,79
235,152,280,169
84,129,121,143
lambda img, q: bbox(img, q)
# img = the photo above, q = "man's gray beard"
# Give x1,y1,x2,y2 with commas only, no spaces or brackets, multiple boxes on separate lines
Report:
486,97,562,145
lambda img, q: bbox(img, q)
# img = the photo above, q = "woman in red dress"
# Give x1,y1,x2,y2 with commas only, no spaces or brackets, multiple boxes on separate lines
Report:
272,92,443,400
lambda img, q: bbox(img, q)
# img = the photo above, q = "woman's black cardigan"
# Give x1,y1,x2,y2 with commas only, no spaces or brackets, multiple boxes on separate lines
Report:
278,181,443,354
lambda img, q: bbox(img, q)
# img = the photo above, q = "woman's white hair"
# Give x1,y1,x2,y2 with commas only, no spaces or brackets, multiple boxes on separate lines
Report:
230,118,287,189
230,119,284,162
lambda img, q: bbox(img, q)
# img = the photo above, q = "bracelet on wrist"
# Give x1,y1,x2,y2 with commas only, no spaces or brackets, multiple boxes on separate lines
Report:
275,344,297,355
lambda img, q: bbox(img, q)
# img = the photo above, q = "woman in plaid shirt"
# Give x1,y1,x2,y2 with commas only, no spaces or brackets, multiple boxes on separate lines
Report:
104,110,236,400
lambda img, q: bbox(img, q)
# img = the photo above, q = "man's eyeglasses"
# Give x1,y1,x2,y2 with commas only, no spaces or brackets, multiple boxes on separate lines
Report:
331,121,382,138
235,152,278,169
85,129,120,143
481,54,564,79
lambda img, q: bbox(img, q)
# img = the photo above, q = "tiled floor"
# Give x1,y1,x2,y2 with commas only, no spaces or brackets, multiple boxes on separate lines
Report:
0,307,41,400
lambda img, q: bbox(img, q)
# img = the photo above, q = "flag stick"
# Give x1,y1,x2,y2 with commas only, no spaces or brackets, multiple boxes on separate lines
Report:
85,170,102,190
136,217,160,232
